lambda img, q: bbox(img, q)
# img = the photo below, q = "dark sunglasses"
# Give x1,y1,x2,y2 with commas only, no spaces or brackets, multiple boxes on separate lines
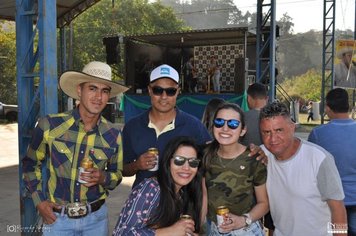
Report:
151,86,178,96
213,118,240,129
173,156,200,168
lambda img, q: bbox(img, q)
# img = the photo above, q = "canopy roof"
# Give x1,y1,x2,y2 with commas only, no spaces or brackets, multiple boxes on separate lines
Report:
0,0,101,27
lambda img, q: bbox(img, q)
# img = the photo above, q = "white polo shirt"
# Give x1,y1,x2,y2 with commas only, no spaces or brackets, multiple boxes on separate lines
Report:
262,139,344,236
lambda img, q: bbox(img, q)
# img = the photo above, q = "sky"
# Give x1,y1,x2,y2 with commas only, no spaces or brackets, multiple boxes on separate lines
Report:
233,0,355,33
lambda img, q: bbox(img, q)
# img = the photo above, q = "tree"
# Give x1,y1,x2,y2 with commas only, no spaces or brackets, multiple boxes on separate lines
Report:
279,69,322,103
277,23,321,79
159,0,239,29
278,13,294,35
0,21,17,104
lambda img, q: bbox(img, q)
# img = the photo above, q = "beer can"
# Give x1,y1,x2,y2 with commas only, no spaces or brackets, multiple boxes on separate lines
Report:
180,214,192,220
216,206,229,227
148,147,158,155
78,157,93,184
147,147,159,171
180,215,193,236
81,157,93,169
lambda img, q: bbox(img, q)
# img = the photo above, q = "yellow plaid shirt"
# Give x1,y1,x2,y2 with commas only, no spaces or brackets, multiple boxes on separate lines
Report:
23,108,123,206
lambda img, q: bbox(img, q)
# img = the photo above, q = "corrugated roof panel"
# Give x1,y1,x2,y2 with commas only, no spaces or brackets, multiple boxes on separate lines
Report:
0,0,102,27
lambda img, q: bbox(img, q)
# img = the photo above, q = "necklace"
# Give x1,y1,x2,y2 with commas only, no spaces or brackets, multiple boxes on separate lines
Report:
216,146,247,168
217,155,239,168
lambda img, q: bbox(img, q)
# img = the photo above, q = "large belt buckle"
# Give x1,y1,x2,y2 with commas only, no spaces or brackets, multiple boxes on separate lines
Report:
66,202,88,218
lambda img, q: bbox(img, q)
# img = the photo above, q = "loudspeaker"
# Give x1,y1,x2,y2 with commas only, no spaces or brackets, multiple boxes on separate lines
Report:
234,58,245,94
102,102,116,123
103,37,120,64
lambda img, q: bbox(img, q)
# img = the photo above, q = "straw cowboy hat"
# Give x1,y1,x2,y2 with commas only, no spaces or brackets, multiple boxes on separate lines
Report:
59,61,129,100
336,47,354,59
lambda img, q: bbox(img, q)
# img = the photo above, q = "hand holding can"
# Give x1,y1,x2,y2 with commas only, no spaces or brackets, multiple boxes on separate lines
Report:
180,215,193,236
147,147,159,171
216,206,230,231
78,157,93,183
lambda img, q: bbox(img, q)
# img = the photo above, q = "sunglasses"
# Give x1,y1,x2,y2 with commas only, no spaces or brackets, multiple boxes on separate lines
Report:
173,156,200,168
151,86,178,96
213,118,240,129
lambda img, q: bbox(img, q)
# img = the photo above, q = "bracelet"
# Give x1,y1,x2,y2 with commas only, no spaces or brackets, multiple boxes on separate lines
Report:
242,213,253,226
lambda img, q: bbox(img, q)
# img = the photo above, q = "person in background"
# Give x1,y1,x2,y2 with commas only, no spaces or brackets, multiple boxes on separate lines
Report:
22,61,129,235
140,58,155,91
308,88,356,236
208,56,221,93
334,47,356,88
307,101,314,122
201,97,225,137
260,101,347,236
241,82,269,146
184,56,198,93
122,64,211,188
113,136,203,235
203,103,268,235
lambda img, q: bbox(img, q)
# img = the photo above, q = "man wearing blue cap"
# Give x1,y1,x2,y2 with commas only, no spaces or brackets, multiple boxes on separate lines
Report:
122,64,211,187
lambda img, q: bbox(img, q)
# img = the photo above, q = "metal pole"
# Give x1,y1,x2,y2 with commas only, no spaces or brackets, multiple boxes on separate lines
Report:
18,0,58,234
16,0,37,232
269,0,276,101
60,27,67,112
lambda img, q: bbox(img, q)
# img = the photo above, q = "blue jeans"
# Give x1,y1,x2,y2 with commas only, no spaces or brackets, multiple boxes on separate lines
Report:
43,203,108,236
346,206,356,236
207,219,264,236
212,73,220,93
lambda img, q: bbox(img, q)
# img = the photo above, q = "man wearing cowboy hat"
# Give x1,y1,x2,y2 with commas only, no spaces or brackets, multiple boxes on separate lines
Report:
22,61,129,235
335,47,356,88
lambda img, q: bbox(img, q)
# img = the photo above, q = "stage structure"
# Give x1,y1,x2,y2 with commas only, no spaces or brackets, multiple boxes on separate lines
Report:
193,44,245,92
106,27,260,95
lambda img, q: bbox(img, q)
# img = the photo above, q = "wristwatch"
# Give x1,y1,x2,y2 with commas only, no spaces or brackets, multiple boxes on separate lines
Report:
243,213,252,226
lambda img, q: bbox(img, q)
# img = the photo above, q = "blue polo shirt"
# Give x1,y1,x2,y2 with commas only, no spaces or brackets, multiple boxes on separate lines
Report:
308,119,356,206
123,108,211,187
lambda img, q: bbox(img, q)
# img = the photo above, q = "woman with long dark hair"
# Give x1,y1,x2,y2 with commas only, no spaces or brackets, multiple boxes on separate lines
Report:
113,136,203,235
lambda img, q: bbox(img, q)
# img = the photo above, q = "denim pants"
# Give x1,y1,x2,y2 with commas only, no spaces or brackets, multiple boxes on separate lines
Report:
212,72,220,93
207,219,265,236
346,206,356,236
43,203,108,236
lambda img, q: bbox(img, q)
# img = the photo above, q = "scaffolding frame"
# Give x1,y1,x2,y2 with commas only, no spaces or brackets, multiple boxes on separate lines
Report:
256,0,277,101
16,0,58,234
321,0,336,123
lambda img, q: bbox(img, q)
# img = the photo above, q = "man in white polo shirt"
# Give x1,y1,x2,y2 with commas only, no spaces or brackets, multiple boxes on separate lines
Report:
259,101,347,236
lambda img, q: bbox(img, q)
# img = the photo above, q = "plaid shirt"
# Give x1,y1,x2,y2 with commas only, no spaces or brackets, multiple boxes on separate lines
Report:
23,108,123,207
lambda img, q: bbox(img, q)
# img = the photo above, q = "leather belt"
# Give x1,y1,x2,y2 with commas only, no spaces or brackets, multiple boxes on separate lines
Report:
53,199,105,218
